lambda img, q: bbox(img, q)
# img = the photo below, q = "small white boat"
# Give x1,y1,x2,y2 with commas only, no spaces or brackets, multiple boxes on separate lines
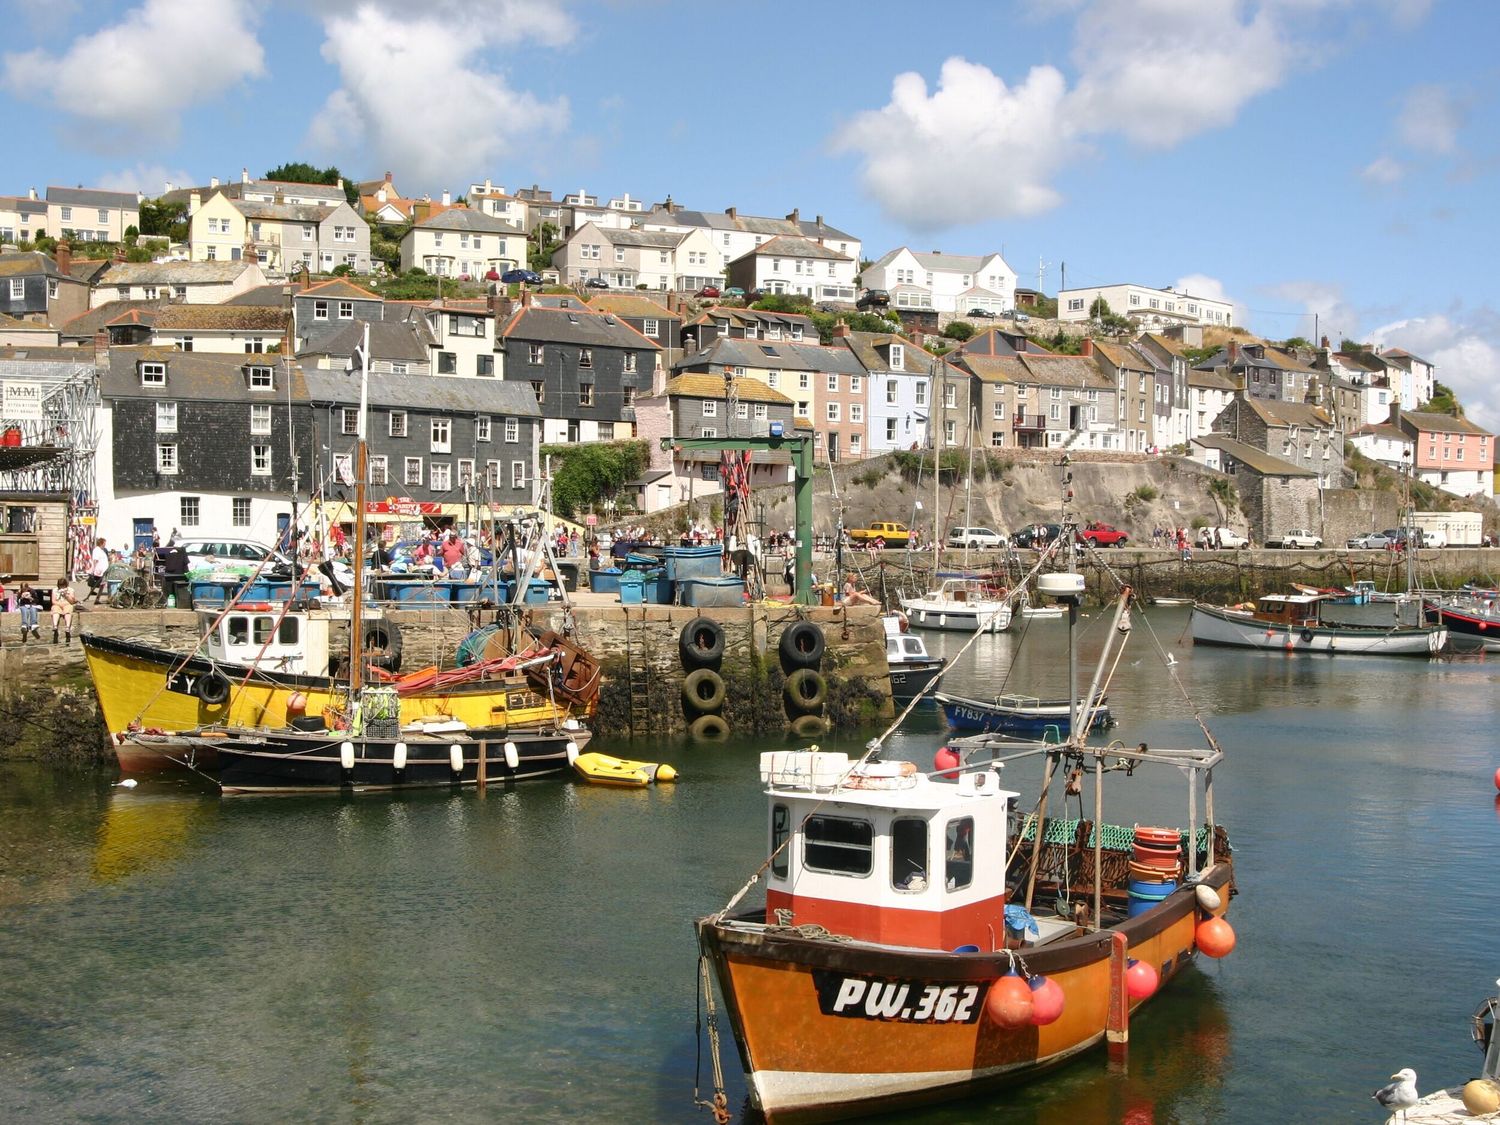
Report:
881,612,946,702
899,578,1013,634
1191,594,1447,656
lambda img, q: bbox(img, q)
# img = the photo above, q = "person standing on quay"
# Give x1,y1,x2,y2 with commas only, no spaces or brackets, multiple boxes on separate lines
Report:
87,537,109,603
51,577,78,644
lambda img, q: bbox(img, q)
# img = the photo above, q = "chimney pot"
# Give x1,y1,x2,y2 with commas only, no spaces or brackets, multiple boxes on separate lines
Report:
725,206,736,219
189,191,201,215
815,214,823,226
832,322,850,338
385,171,392,182
164,181,174,195
241,167,249,184
28,187,37,200
210,176,219,189
786,208,799,223
521,289,532,308
55,240,72,275
442,190,451,207
1080,336,1093,356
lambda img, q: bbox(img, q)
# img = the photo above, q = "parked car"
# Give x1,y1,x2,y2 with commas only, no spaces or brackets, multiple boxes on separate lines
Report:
1077,521,1129,547
1264,528,1323,549
966,308,997,319
500,268,542,285
1011,523,1061,549
1347,531,1397,550
584,277,610,289
1197,526,1249,549
1006,309,1031,323
163,537,284,572
723,286,746,299
855,289,890,310
946,526,1007,549
696,285,721,299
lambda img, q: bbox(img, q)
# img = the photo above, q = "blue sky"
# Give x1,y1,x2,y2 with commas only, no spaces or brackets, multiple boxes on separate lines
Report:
4,0,1498,420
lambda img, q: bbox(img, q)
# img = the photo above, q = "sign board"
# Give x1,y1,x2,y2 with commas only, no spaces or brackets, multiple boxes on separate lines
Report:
333,454,355,486
585,514,598,526
366,496,442,516
2,381,44,421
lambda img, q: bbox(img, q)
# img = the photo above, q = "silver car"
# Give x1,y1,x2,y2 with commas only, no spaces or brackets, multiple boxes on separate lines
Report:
1346,532,1396,550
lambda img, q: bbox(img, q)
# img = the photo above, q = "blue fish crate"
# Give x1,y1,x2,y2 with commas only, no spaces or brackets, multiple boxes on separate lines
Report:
662,545,724,582
389,582,447,605
448,581,481,604
678,576,745,607
618,570,646,605
524,578,553,605
190,580,235,608
641,570,674,604
589,568,623,595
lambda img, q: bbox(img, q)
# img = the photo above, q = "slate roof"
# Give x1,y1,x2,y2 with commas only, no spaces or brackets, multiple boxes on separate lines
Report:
58,300,167,339
102,347,305,404
97,260,259,285
301,368,541,416
641,208,856,242
1193,435,1317,477
410,208,524,234
298,320,434,364
688,307,816,332
1239,397,1335,430
1352,421,1407,441
224,284,292,306
234,199,343,223
1013,352,1114,390
0,195,47,216
499,306,658,349
585,293,679,320
67,259,110,284
298,278,382,301
153,305,289,331
46,186,139,208
1188,367,1237,392
587,227,684,249
679,336,864,375
665,373,794,405
1092,340,1154,372
1380,347,1436,369
1399,409,1491,437
729,235,852,263
0,252,73,281
869,247,999,274
839,330,931,374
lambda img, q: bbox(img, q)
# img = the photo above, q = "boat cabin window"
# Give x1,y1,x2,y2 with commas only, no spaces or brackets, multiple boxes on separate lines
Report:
945,817,974,891
891,818,928,892
803,815,872,876
900,638,925,658
226,614,298,646
770,804,790,878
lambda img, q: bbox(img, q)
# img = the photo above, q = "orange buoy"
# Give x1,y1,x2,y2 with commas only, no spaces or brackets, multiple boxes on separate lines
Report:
986,973,1033,1028
1028,975,1065,1025
1493,766,1500,791
934,746,960,780
286,692,308,718
1125,959,1159,1000
1196,916,1237,958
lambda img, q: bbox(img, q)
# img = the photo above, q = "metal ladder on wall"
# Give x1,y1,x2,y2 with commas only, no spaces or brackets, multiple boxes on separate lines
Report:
626,608,652,738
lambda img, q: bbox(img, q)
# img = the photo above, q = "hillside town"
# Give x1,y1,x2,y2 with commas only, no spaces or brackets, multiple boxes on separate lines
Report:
0,170,1491,560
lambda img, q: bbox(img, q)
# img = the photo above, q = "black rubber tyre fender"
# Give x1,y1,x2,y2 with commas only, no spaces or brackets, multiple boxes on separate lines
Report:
687,714,730,741
783,668,827,715
789,713,828,738
1300,627,1315,643
678,616,725,669
682,668,726,714
778,621,825,670
196,669,231,707
362,619,403,672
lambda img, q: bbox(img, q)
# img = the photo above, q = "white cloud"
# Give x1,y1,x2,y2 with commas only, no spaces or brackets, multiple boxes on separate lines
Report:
1369,310,1500,427
832,58,1076,229
1067,0,1294,148
306,2,572,188
1359,155,1405,184
1175,274,1251,327
1266,280,1360,344
1,0,264,136
1395,84,1466,155
94,162,198,196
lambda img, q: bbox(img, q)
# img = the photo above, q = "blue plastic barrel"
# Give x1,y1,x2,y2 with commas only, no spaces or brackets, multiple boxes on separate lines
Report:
1127,878,1179,898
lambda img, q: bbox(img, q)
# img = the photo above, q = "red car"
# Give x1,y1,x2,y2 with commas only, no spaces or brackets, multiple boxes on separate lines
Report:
1078,521,1129,547
697,285,721,298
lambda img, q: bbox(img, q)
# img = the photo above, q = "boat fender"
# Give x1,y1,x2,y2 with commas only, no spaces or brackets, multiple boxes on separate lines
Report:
362,620,404,672
678,616,726,669
1300,627,1314,642
687,713,731,741
778,621,825,670
682,668,727,714
504,741,520,770
565,741,580,765
393,742,407,772
340,741,355,771
196,670,231,707
783,668,827,715
449,744,464,775
788,713,827,739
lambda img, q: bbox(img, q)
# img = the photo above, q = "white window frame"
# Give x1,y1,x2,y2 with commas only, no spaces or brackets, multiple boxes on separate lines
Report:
504,417,519,443
250,404,272,435
369,455,389,486
250,444,272,476
140,362,166,386
389,411,407,438
511,460,527,489
404,457,423,486
155,402,177,433
430,417,452,454
430,462,451,492
476,417,492,443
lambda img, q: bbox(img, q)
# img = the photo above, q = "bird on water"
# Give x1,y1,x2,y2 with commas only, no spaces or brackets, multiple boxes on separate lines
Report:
1372,1068,1419,1122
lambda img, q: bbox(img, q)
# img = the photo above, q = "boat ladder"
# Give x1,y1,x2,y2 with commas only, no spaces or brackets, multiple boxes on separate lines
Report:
627,609,653,738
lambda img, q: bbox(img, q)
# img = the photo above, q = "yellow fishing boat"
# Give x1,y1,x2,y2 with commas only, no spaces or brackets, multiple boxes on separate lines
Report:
572,752,678,787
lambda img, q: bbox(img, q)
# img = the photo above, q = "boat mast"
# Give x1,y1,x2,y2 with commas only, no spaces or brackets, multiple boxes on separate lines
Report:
932,358,942,587
347,322,371,699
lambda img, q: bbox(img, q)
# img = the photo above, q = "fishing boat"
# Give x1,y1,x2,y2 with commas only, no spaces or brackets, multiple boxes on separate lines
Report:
1190,593,1447,656
1423,589,1500,652
900,577,1013,634
572,752,678,787
882,612,947,703
693,575,1238,1123
934,690,1113,736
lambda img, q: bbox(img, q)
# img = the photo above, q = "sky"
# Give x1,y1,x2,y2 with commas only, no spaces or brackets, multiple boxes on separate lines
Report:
3,0,1498,421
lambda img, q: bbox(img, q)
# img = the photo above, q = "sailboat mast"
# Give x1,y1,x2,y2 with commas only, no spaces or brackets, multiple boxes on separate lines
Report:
348,322,371,698
932,359,942,586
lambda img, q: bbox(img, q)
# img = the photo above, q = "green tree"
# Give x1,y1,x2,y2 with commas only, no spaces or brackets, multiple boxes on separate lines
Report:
529,221,562,273
1282,336,1311,349
264,162,359,205
1340,338,1367,353
540,440,651,519
940,320,975,341
369,232,402,272
807,309,902,345
138,198,188,240
1030,295,1058,318
1425,380,1462,415
1089,295,1112,319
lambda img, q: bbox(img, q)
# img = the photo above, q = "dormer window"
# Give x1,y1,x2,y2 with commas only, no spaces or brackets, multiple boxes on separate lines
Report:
889,344,905,369
140,362,166,387
246,365,274,390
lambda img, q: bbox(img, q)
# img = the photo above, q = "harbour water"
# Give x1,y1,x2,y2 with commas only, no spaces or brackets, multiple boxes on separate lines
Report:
1,607,1497,1122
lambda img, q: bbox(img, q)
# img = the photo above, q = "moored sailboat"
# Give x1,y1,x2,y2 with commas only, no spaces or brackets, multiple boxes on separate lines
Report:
1191,592,1447,656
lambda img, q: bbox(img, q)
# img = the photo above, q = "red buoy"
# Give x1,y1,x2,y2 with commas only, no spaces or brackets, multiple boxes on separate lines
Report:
934,746,960,780
1028,975,1065,1025
986,973,1033,1028
1196,916,1236,958
1493,766,1500,792
1125,959,1159,1000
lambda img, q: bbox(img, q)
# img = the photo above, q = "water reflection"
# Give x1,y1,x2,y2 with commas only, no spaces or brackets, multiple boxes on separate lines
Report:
93,789,214,884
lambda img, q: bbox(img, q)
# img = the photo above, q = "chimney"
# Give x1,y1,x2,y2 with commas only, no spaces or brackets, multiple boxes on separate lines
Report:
665,292,677,313
832,321,851,338
28,187,37,201
112,245,127,264
664,195,676,214
1081,336,1095,356
336,178,344,191
1227,340,1239,363
54,240,72,275
94,328,110,351
483,178,493,193
815,214,823,226
164,181,174,195
1320,335,1330,350
521,289,533,308
786,208,799,223
441,190,451,207
210,176,219,189
242,238,257,265
299,265,312,292
725,206,736,219
385,171,392,183
189,191,201,215
241,167,249,184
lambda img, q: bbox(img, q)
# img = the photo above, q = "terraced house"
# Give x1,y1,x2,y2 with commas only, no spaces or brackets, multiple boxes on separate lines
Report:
44,186,140,243
834,328,933,455
398,209,527,278
187,189,370,273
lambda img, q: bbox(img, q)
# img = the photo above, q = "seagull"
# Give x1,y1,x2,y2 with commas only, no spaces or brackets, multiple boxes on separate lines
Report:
1372,1068,1418,1122
113,778,138,789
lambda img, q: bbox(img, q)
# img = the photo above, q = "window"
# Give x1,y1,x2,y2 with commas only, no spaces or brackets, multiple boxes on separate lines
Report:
391,362,408,375
891,818,928,892
579,383,594,407
754,403,768,421
302,225,315,240
624,353,637,373
799,373,811,390
826,403,842,422
60,206,72,222
889,344,904,369
250,444,271,475
736,403,749,420
770,804,790,878
826,374,839,393
915,382,927,407
47,279,58,299
404,457,423,485
944,384,956,408
850,404,863,423
993,401,1006,420
430,462,451,491
341,407,359,435
803,815,872,876
140,362,166,386
530,380,544,404
232,498,251,527
9,278,25,300
643,318,659,338
246,366,274,390
945,817,974,890
180,496,199,526
701,400,718,418
944,420,956,444
389,410,407,437
177,335,194,353
991,431,1006,446
155,402,177,433
369,455,388,485
511,460,527,489
529,344,544,364
485,460,501,488
437,352,456,375
313,300,329,321
767,371,779,388
431,418,451,453
250,404,272,435
579,348,593,369
245,338,265,354
1051,387,1062,399
338,301,353,319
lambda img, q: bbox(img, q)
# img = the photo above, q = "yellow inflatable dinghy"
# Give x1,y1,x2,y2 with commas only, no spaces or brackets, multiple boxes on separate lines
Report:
572,752,679,787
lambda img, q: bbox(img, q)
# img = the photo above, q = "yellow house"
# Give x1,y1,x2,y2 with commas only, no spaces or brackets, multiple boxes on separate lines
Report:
187,192,247,263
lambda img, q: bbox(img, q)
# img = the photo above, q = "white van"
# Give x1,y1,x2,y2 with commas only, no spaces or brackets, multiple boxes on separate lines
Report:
946,526,1007,549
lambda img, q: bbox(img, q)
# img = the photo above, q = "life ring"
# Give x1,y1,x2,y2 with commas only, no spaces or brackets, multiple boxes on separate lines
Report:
687,713,730,741
678,616,725,669
682,668,726,714
196,670,231,707
1300,627,1315,643
778,621,825,670
789,713,828,738
783,668,827,715
361,620,403,672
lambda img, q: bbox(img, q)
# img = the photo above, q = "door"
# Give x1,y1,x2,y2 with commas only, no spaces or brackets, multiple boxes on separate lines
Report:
132,518,155,552
276,513,292,552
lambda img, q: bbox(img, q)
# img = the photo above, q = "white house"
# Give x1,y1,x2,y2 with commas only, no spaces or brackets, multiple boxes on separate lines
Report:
639,203,861,277
1058,282,1234,329
45,186,141,243
552,223,720,291
398,209,527,278
91,260,272,308
723,236,856,303
1379,347,1437,407
862,248,1016,313
1348,419,1413,469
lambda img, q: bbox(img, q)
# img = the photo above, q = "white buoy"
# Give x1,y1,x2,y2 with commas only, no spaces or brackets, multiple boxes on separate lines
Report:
503,741,520,770
393,742,407,771
565,741,580,765
340,741,355,770
1195,884,1222,912
114,778,138,789
449,744,463,774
